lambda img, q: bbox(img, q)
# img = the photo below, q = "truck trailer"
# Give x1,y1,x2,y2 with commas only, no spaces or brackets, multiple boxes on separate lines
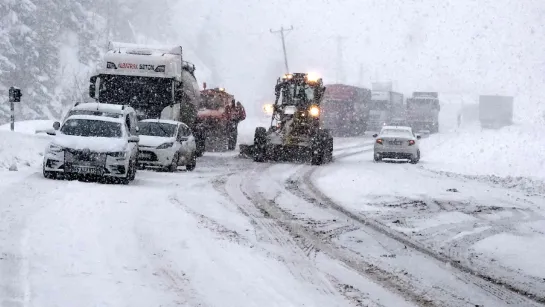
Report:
479,95,514,129
367,90,404,131
406,92,441,133
320,84,371,136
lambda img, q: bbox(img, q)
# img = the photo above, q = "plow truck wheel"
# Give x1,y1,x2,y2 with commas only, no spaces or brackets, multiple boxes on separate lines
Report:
311,130,330,166
253,127,267,162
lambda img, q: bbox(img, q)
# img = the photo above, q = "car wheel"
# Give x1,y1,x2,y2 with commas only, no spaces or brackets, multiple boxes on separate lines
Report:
373,152,382,162
168,153,179,172
410,150,420,164
186,153,197,171
128,160,137,180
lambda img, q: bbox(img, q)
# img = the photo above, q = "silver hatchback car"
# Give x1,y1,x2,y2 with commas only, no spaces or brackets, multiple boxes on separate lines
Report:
373,126,421,164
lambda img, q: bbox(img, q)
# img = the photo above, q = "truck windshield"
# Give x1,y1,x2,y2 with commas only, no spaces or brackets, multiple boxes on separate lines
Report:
282,84,316,104
408,99,438,109
61,119,122,138
138,122,177,137
200,94,224,109
98,75,172,117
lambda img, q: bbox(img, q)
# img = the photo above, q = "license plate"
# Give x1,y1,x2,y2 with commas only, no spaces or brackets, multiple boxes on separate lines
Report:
139,152,152,158
71,166,103,175
388,141,403,145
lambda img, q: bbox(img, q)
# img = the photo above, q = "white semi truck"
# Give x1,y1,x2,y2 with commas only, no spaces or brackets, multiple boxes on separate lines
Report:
89,42,201,129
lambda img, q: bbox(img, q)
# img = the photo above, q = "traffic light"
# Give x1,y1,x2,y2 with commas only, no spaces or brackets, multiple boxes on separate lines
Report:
9,87,22,102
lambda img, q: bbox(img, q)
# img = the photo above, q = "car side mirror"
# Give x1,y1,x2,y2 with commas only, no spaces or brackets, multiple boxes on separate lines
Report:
128,136,139,143
46,129,56,136
53,121,60,130
372,134,378,138
416,135,421,140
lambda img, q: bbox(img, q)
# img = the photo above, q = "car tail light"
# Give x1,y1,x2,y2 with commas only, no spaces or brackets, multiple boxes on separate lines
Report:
376,138,383,145
408,140,415,146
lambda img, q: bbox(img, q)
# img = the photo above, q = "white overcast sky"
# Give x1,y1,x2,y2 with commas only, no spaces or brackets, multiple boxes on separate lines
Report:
167,0,544,120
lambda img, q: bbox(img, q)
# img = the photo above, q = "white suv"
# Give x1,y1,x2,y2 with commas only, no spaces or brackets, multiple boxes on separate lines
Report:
43,114,139,184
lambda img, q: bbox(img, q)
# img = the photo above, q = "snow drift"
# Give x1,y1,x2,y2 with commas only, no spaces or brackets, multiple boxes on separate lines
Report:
0,131,49,170
421,124,545,182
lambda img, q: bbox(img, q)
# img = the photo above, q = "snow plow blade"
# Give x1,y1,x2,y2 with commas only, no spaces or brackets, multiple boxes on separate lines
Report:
239,144,255,158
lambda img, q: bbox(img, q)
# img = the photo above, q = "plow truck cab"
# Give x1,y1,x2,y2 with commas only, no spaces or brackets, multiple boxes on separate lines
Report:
239,72,333,165
195,86,246,153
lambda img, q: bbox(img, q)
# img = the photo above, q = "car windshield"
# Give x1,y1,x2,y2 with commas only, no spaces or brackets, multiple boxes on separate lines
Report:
60,119,122,138
138,122,177,137
380,129,412,137
66,109,123,119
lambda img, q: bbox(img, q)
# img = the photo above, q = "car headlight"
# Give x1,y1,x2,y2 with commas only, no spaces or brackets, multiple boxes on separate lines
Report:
309,105,320,117
157,142,174,149
48,144,63,152
108,151,127,158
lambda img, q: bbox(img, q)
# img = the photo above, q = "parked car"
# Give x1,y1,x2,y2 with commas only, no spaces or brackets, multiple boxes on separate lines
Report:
43,114,139,184
137,119,197,172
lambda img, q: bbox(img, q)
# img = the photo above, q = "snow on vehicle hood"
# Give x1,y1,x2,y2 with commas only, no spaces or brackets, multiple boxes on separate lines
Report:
52,134,127,152
138,135,175,148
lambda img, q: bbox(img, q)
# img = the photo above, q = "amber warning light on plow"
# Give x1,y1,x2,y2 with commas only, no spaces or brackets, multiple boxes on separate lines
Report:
263,104,274,115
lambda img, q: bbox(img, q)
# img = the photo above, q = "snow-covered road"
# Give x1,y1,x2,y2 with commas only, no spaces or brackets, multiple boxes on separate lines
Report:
1,126,544,306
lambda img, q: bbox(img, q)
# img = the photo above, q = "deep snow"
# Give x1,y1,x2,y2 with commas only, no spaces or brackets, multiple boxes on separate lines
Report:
420,124,545,181
312,143,545,300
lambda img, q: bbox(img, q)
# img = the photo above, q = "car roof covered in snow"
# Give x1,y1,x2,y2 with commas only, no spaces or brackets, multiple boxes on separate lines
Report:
71,103,133,114
382,125,412,131
63,114,125,124
139,119,186,126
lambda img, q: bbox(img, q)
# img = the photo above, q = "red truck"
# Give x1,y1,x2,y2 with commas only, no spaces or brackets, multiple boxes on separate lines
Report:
320,84,371,136
195,85,245,154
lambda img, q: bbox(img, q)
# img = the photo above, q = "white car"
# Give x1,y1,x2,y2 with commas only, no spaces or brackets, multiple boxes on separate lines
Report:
43,114,140,184
373,126,421,164
137,119,197,172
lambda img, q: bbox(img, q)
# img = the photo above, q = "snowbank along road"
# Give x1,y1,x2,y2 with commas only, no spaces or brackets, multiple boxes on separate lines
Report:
0,127,544,306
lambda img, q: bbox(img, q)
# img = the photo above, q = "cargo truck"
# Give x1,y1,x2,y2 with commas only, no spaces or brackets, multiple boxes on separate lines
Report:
479,95,514,129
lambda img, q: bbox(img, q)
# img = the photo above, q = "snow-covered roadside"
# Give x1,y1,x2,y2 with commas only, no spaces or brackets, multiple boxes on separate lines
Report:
0,130,50,171
420,124,545,182
312,151,545,300
0,164,354,306
0,119,56,134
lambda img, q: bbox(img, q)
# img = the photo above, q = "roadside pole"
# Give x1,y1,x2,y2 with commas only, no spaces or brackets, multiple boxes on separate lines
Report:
8,87,22,131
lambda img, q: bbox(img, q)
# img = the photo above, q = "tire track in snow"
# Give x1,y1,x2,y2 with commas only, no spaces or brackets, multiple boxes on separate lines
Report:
225,164,440,306
296,157,545,305
217,168,341,297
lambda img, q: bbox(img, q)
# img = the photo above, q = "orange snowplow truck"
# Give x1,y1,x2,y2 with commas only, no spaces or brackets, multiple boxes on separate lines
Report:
195,85,246,154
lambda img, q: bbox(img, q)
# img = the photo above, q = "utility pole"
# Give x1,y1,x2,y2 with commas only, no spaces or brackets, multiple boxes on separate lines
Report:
336,36,347,83
270,26,294,74
358,63,364,86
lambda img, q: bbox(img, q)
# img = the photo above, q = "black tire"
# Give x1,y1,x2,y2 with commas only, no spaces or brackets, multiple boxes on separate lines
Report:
253,127,267,162
43,166,58,180
186,153,197,171
128,160,137,181
311,130,329,166
168,153,179,172
373,152,382,162
410,150,420,164
227,124,237,151
120,160,136,184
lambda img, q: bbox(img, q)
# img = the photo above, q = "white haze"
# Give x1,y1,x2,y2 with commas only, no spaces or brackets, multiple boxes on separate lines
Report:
160,0,544,121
